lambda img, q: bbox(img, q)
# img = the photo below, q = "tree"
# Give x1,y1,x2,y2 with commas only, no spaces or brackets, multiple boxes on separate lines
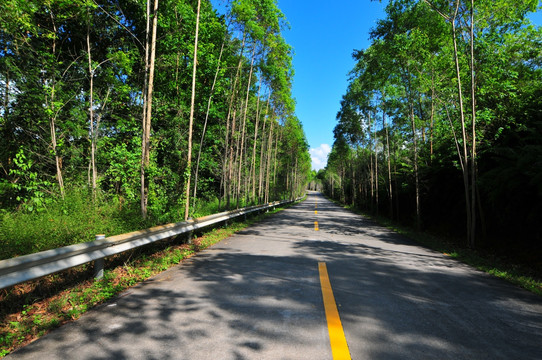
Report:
141,0,159,219
184,0,201,220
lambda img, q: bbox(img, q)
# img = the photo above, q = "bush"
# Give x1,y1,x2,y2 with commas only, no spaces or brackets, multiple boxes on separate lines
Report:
0,187,150,260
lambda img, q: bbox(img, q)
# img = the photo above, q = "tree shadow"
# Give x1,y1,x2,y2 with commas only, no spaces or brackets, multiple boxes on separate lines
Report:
8,195,542,360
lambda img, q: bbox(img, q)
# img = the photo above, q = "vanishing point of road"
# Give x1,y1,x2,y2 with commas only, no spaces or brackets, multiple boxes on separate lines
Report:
8,192,542,359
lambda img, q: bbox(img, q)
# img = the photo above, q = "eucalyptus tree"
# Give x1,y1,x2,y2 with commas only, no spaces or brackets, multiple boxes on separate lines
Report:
327,0,541,248
140,0,159,219
183,0,202,220
192,14,231,209
421,0,538,246
255,32,293,202
0,0,307,224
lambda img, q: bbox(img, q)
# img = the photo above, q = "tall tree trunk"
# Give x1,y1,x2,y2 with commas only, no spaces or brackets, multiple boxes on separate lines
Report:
222,32,246,209
425,0,475,246
185,0,201,220
193,32,226,208
369,114,374,212
469,0,477,248
250,80,265,203
410,104,421,230
86,22,98,199
258,97,270,202
229,108,238,207
264,119,274,203
451,3,472,246
141,0,158,219
48,11,65,199
374,111,379,217
3,69,8,116
384,108,393,219
236,46,256,208
430,71,435,163
272,125,281,200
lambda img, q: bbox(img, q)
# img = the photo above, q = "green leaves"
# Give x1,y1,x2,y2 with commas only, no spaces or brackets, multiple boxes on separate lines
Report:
323,0,542,250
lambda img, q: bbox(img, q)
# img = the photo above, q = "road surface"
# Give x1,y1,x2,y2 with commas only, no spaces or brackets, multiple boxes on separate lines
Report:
8,192,542,359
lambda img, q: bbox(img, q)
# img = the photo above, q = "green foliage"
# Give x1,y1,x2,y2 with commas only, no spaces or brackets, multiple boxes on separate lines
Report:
322,0,542,258
8,149,53,212
1,0,308,260
0,188,147,259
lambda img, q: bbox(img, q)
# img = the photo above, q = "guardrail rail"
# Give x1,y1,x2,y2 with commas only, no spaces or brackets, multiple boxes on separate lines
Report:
0,199,296,290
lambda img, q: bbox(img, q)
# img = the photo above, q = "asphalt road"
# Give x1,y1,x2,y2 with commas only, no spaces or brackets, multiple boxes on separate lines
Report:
8,192,542,359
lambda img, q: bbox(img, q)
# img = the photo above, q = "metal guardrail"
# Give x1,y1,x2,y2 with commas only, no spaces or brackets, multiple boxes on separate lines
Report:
0,199,295,290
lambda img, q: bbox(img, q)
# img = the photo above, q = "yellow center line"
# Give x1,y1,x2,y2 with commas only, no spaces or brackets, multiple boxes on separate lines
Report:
319,262,351,360
315,210,318,215
314,221,319,231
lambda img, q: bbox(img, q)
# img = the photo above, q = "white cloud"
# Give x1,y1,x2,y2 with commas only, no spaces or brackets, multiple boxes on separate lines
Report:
309,144,331,171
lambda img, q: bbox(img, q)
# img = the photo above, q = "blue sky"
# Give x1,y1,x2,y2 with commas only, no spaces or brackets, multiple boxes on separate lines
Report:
278,0,386,170
279,1,542,171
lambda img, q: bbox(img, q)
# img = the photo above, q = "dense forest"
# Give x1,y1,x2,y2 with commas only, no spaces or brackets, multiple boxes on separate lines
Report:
319,0,542,258
0,0,311,258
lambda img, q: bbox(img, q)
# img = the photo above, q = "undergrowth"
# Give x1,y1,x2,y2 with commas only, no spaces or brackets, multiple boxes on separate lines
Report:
0,189,269,260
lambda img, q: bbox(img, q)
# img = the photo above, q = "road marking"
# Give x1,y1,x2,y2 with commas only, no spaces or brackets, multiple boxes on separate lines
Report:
315,210,318,215
314,221,319,231
319,262,351,360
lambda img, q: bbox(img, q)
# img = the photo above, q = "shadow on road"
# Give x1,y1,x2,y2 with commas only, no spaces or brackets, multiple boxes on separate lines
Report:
9,193,542,360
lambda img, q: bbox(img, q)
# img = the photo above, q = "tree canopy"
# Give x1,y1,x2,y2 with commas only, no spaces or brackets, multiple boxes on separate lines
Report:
0,0,310,232
322,0,542,255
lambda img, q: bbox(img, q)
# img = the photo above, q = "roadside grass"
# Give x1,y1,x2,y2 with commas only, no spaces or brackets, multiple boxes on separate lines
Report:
336,200,542,297
0,203,293,358
0,189,153,260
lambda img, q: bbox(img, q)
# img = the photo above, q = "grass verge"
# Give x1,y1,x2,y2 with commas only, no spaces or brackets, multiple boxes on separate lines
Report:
0,204,292,357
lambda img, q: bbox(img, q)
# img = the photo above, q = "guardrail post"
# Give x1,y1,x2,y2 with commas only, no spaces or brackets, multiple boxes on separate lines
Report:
186,230,193,244
184,218,193,244
94,234,106,280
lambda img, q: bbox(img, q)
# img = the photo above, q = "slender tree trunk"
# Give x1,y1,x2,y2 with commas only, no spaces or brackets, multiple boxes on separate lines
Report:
229,108,238,207
369,115,374,212
451,4,473,246
140,0,150,218
331,174,334,200
258,97,270,202
430,71,435,163
425,0,475,246
384,108,393,219
3,69,8,117
264,119,274,203
87,25,96,196
48,11,65,199
272,125,280,200
250,80,265,203
222,32,246,209
236,46,256,207
184,0,201,220
296,157,297,200
141,0,158,219
193,28,227,208
469,0,477,248
411,104,421,230
374,111,379,217
352,168,356,206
